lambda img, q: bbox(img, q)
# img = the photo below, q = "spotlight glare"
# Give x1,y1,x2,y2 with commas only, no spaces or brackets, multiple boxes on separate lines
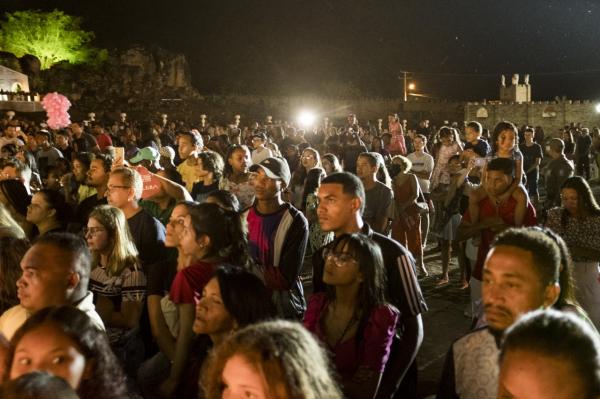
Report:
297,110,316,127
595,103,600,114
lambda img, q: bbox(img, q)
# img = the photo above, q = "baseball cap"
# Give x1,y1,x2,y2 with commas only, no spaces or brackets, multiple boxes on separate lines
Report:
249,157,291,186
130,147,160,163
159,146,175,160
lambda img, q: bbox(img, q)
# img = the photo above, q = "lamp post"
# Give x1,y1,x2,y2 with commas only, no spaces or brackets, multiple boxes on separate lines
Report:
400,71,415,102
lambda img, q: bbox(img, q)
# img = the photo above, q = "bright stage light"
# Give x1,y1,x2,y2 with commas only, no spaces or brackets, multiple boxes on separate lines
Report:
408,83,416,90
595,103,600,114
297,110,316,127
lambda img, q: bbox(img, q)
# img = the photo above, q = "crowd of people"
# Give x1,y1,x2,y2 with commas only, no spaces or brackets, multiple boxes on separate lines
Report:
0,112,598,398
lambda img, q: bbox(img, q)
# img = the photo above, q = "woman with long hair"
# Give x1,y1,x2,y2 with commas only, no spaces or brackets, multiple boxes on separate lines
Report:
220,145,255,210
86,205,145,371
177,266,276,397
160,202,250,397
6,305,130,399
201,319,342,399
545,176,600,330
304,233,398,399
289,147,321,210
26,189,69,236
389,155,427,277
139,201,195,397
321,153,343,176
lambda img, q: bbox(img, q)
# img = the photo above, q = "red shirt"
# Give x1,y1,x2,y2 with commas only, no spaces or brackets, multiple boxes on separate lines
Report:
462,196,536,280
96,133,113,151
169,261,215,304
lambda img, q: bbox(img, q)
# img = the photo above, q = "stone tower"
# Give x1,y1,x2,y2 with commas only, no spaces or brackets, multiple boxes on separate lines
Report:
499,74,531,103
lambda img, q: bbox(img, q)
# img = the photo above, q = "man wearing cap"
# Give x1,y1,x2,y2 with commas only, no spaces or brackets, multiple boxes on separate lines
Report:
130,146,161,172
251,131,273,165
247,157,309,319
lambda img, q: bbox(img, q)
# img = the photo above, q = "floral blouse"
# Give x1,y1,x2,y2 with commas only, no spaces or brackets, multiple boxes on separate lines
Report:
546,207,600,262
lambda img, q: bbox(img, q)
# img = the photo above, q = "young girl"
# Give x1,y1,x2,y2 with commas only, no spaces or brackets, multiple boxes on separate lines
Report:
220,145,255,210
468,121,527,226
201,320,342,399
430,126,463,191
7,306,129,399
387,113,406,156
86,205,145,373
304,233,399,399
289,147,321,210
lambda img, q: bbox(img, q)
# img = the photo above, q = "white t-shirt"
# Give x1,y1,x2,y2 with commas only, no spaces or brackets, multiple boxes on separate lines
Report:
407,152,434,193
251,146,273,165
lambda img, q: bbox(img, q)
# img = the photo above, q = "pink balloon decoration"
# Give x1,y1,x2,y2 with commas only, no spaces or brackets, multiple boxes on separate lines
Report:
42,92,72,130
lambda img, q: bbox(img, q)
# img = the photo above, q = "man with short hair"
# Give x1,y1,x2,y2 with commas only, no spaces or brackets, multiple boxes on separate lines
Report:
70,154,112,232
356,152,393,234
437,228,562,399
498,309,600,399
458,158,537,292
91,123,113,152
107,167,165,267
54,130,73,161
0,125,25,150
70,122,99,154
575,127,593,180
521,127,543,207
0,233,104,340
314,172,427,397
247,157,308,319
34,130,63,179
543,138,574,209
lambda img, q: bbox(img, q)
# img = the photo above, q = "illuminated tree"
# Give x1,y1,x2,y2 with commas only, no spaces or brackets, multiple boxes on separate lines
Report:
0,10,106,70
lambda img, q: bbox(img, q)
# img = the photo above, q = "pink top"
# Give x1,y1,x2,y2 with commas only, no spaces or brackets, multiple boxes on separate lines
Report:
303,293,398,377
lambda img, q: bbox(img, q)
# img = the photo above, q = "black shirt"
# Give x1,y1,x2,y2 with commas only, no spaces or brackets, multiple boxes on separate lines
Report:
128,208,166,269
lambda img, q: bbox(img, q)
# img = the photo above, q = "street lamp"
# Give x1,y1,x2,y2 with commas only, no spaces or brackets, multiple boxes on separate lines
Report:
408,82,416,91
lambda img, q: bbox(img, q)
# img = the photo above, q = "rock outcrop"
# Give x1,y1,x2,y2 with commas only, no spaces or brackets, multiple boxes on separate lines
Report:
38,46,201,120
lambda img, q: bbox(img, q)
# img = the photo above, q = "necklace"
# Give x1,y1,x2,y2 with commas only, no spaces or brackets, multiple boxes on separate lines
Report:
332,311,359,349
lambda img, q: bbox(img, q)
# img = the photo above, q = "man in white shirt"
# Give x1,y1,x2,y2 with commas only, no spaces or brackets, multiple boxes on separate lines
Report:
0,233,104,340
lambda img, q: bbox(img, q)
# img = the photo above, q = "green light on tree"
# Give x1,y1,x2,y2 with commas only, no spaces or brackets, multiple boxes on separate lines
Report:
0,9,106,70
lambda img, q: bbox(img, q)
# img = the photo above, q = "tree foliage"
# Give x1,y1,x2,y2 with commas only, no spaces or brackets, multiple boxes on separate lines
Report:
0,9,106,70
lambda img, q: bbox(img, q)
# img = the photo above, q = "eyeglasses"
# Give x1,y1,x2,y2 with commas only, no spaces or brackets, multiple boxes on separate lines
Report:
323,248,357,267
84,227,105,236
106,185,131,192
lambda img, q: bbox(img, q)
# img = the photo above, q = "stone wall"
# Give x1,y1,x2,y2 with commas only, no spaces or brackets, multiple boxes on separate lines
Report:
465,100,600,136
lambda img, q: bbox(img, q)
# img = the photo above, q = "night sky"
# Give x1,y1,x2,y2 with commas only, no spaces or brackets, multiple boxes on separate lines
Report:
4,0,600,100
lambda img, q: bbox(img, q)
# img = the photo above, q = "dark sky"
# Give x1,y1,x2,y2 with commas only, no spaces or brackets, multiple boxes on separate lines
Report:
4,0,600,100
